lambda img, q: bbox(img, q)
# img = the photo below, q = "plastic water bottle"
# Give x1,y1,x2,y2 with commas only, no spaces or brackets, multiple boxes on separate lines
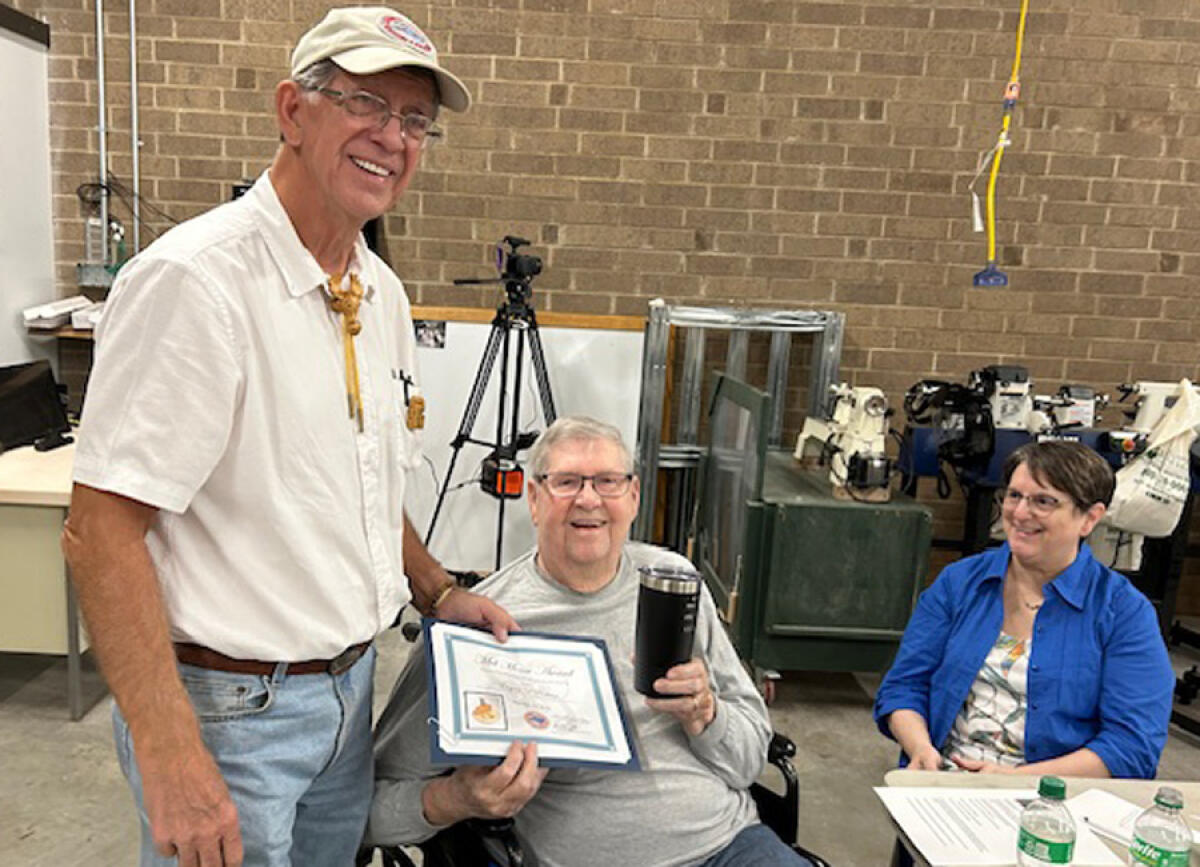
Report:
1017,776,1076,865
1129,786,1191,866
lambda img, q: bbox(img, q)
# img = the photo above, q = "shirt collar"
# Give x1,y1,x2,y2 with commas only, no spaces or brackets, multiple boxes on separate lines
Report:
979,541,1093,610
532,550,625,596
978,545,1010,585
246,171,377,304
1047,543,1095,610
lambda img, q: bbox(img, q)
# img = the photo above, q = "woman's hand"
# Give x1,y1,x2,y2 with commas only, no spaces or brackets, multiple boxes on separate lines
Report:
889,710,944,771
908,745,944,770
952,756,1020,774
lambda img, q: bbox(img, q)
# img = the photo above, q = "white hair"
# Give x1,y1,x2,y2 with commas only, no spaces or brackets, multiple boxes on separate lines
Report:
291,59,339,91
528,416,634,477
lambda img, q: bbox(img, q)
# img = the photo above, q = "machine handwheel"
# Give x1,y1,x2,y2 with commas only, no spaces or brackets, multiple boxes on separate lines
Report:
758,669,781,705
762,679,776,705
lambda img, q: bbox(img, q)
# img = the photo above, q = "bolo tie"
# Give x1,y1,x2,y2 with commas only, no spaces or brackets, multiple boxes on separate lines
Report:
324,272,425,433
326,271,365,432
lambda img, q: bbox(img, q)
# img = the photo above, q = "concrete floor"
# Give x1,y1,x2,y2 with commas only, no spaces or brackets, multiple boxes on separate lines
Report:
4,627,1200,866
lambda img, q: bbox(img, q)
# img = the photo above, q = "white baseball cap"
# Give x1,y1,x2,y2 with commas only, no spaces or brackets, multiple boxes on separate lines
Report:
291,7,471,112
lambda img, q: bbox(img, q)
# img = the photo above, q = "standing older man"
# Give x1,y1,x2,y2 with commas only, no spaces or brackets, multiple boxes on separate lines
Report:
62,8,514,866
369,417,813,866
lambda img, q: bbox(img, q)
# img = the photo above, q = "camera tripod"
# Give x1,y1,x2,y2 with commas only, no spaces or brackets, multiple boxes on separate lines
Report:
424,241,557,570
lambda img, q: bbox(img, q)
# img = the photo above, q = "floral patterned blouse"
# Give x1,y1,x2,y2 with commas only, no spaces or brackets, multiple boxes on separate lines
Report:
942,632,1029,769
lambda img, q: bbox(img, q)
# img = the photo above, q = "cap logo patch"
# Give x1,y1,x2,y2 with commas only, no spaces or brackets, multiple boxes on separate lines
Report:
379,16,433,55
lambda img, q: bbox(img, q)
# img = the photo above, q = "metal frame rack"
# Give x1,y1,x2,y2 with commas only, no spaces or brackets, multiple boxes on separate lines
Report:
632,302,846,543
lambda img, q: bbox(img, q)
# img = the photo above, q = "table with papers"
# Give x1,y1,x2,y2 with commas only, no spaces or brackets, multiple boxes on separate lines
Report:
881,769,1200,867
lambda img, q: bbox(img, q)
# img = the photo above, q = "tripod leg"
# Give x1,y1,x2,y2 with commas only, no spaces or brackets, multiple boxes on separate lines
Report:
495,496,505,571
526,317,557,423
495,323,513,464
486,326,518,569
425,446,464,547
463,321,506,441
425,321,506,547
509,328,526,452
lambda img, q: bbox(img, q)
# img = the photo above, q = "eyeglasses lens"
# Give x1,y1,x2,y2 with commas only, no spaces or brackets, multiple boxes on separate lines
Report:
1002,489,1059,515
545,473,631,498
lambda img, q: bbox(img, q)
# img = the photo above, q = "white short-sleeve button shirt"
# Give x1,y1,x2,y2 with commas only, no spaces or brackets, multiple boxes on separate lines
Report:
74,172,421,659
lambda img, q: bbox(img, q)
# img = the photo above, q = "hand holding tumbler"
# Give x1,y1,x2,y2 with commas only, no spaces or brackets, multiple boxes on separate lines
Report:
634,565,701,697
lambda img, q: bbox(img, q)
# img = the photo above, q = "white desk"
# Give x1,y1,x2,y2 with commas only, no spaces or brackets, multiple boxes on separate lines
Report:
884,769,1200,867
0,441,102,719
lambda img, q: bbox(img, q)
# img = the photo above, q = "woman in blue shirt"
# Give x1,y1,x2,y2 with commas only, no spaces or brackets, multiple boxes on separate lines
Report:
874,440,1173,779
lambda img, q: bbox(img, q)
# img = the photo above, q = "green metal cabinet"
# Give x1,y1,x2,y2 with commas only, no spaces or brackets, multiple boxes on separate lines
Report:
695,375,932,676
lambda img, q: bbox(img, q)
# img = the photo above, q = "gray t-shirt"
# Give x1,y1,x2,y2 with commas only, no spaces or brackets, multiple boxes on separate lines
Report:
368,542,769,867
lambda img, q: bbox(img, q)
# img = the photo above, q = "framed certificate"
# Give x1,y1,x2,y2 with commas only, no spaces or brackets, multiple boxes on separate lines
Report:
423,620,640,771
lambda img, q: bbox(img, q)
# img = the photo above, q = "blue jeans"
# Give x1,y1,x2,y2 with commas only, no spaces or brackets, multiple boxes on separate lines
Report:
698,822,816,867
113,646,376,867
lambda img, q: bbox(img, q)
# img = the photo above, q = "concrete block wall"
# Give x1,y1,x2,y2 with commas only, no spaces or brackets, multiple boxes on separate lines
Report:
13,0,1200,604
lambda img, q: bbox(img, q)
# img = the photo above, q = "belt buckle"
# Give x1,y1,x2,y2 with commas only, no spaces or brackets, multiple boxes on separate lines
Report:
328,643,366,676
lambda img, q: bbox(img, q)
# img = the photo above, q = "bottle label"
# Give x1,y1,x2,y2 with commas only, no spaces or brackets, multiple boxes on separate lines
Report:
1130,834,1189,867
1017,827,1074,863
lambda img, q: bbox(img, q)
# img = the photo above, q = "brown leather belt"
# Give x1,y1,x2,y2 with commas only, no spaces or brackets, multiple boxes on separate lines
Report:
174,641,371,677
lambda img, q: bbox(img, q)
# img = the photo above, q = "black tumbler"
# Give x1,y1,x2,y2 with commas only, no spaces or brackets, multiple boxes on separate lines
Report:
634,565,701,697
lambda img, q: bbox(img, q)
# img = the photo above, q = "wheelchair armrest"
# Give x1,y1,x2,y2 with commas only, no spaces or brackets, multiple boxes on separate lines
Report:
766,732,799,799
767,732,796,765
750,732,800,850
466,817,526,867
357,845,418,867
467,817,515,836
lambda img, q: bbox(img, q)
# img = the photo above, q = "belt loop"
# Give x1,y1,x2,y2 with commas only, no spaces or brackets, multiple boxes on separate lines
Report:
271,661,289,684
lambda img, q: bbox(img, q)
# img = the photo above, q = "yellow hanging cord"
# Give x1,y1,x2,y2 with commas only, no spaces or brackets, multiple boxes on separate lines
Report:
983,0,1031,265
326,271,365,432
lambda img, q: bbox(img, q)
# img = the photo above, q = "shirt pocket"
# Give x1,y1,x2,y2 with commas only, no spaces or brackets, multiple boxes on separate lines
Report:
388,374,423,471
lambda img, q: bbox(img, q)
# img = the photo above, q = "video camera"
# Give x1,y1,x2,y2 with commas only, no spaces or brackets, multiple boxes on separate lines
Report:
494,235,542,304
496,235,542,281
454,235,544,308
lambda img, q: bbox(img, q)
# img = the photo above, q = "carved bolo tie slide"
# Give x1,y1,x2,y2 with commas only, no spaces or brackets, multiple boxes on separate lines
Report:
326,272,365,432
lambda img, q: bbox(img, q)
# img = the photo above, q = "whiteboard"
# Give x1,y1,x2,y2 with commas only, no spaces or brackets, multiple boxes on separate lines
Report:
0,24,55,368
407,319,644,573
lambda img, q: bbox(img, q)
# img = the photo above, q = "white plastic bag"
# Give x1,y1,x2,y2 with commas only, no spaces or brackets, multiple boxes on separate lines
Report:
1086,520,1143,571
1106,379,1200,537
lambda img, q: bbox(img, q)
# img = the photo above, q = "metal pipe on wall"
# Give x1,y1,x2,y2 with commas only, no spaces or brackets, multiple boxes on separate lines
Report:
93,0,108,265
128,0,139,253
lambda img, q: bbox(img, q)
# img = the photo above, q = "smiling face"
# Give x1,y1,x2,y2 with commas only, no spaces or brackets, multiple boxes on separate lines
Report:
292,66,435,232
1002,462,1104,574
527,437,640,592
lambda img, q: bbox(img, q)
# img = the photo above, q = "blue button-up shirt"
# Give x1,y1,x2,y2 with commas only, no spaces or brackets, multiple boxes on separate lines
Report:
874,543,1173,779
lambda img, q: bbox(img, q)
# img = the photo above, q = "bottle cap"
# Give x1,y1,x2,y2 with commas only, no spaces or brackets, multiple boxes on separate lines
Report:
1038,776,1067,800
1154,786,1183,810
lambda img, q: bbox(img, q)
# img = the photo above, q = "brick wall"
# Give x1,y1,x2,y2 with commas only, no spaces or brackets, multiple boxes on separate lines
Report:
12,0,1200,604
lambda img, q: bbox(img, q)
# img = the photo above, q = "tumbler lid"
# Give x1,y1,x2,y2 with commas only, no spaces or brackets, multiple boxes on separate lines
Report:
638,564,701,594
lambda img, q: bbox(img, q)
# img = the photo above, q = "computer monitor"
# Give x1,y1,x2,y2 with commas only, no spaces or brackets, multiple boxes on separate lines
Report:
0,360,72,451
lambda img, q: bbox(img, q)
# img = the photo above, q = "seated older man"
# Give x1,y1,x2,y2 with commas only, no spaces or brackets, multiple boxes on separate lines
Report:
368,416,811,866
